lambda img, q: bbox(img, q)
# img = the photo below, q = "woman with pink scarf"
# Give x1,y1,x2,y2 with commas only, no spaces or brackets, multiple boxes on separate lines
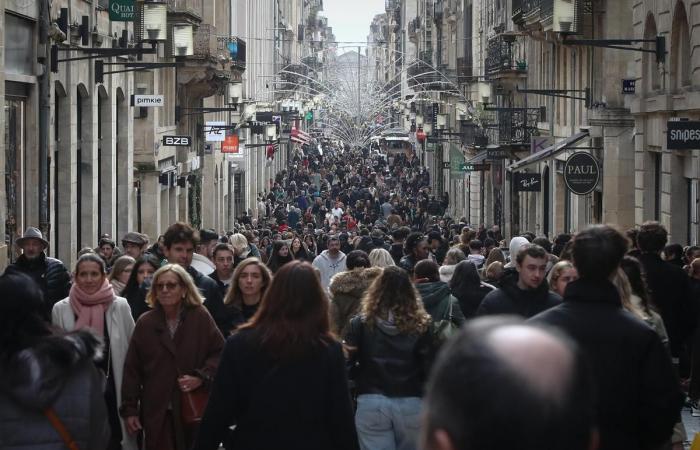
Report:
52,252,136,450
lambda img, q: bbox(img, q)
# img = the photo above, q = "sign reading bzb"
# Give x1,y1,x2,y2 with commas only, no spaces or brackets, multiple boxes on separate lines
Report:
564,152,600,195
162,136,191,147
513,172,541,192
667,121,700,150
131,95,164,107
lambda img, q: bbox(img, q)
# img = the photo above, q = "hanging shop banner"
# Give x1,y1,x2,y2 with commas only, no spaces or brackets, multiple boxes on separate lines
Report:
162,135,191,147
131,95,164,107
564,152,600,195
513,172,542,192
667,120,700,150
460,163,489,172
109,0,136,21
487,147,508,160
205,121,226,142
450,145,466,176
221,134,240,154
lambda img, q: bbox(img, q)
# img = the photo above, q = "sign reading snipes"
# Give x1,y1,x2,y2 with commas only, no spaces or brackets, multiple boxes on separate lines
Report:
109,0,135,21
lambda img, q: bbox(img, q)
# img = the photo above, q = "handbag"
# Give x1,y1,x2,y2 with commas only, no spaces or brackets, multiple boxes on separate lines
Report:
180,385,209,425
432,301,457,345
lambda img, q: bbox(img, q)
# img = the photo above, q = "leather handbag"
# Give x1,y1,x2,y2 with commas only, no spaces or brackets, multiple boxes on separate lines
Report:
180,386,209,425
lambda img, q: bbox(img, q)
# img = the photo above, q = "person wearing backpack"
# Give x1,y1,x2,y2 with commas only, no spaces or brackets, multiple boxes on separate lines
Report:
413,260,465,332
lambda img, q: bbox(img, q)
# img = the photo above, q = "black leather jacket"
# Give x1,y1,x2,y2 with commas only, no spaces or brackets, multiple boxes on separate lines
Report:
344,315,434,397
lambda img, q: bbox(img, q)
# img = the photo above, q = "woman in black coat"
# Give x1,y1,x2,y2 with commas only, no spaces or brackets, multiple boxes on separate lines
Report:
193,261,359,450
449,260,496,318
265,240,294,273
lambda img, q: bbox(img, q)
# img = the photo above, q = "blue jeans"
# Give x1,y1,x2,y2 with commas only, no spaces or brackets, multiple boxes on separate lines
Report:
355,394,423,450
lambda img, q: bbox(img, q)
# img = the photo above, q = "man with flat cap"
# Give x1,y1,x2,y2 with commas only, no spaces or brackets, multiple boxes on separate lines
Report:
5,227,70,319
121,231,149,259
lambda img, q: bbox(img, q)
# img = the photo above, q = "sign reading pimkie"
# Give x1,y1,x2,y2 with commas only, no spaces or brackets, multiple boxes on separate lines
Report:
131,95,164,107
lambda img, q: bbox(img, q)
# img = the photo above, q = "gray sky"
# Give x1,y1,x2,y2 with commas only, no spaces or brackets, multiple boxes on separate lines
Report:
322,0,385,53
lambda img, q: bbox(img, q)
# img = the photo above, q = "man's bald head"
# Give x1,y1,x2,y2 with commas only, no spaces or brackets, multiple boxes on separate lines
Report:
422,317,596,450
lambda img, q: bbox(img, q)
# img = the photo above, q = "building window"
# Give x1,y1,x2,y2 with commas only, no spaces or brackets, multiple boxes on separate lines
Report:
671,2,691,91
5,13,35,76
643,14,660,93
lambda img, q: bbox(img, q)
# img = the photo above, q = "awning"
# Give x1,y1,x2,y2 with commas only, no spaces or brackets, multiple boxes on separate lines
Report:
465,151,489,164
507,130,590,171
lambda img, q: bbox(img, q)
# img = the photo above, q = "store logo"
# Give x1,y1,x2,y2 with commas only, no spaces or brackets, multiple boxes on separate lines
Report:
564,152,600,195
513,172,541,192
109,0,135,22
667,121,700,150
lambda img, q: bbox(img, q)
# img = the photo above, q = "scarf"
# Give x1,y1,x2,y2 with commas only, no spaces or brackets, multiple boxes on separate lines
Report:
69,279,115,335
110,279,126,296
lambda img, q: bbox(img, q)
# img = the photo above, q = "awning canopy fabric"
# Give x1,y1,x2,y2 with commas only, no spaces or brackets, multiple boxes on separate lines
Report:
507,131,590,171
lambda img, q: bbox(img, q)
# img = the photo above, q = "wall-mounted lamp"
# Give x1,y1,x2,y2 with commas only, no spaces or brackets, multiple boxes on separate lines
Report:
172,24,194,56
142,1,168,42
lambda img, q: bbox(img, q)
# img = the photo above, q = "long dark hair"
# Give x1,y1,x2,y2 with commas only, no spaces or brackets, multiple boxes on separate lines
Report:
266,240,293,273
239,260,333,359
620,255,655,314
449,260,482,298
122,255,161,300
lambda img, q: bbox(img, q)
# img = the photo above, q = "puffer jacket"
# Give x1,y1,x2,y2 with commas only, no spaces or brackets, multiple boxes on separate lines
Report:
6,253,71,319
0,331,109,449
329,267,383,336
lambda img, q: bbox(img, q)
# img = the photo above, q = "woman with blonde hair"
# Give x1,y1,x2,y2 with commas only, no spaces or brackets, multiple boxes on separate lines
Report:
121,264,224,450
229,233,255,267
344,266,434,450
222,257,273,333
547,260,579,297
108,255,135,296
368,247,395,268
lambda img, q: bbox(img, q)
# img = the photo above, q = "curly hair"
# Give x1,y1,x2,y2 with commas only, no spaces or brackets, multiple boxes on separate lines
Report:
360,266,431,335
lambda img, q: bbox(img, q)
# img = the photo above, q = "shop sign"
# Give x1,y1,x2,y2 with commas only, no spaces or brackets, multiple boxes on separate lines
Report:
564,152,600,195
205,121,226,142
131,95,164,107
667,120,700,150
221,134,240,154
161,135,191,147
109,0,135,21
441,162,451,169
513,172,541,192
460,163,489,172
531,136,553,155
622,79,636,94
432,103,439,137
487,147,508,160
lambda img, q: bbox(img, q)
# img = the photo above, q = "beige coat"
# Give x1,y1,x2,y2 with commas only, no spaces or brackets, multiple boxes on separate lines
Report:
52,296,137,450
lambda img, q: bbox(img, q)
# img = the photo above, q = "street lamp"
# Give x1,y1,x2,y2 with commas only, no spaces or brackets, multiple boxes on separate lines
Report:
142,1,168,42
265,124,278,142
227,82,243,105
172,24,194,56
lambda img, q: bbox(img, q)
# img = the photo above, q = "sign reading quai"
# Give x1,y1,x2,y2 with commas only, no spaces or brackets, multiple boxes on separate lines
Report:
109,0,135,21
667,121,700,150
564,152,600,195
513,172,541,192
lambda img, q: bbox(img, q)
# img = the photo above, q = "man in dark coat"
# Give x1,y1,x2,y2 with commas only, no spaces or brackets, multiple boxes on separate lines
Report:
531,225,683,450
476,244,560,318
636,221,694,367
162,222,228,336
6,227,70,320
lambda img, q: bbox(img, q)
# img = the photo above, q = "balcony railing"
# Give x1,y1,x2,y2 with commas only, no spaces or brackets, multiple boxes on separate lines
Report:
483,108,539,146
168,0,202,17
485,35,526,76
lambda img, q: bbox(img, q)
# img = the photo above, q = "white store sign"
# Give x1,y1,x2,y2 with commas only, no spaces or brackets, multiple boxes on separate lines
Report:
205,121,226,142
132,95,164,107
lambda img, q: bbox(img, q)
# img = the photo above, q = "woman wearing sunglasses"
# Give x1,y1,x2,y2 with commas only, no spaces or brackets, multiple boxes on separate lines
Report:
121,264,224,450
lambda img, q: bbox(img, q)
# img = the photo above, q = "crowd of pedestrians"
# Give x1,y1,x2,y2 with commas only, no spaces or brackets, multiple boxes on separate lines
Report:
0,144,699,450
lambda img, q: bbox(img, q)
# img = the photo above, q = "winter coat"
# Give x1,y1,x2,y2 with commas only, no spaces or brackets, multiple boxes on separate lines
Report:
638,253,694,358
530,278,683,450
415,281,465,327
329,267,383,336
344,316,434,398
193,329,359,450
187,265,228,337
52,296,136,450
476,268,561,318
5,253,71,319
312,250,348,290
449,261,496,319
0,331,109,449
120,305,224,450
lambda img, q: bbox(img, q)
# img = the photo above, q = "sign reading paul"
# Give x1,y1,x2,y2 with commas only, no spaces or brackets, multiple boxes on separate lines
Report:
564,152,600,195
110,0,135,21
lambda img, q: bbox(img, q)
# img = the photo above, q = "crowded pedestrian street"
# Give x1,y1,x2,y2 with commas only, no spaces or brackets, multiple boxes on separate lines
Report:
3,0,700,449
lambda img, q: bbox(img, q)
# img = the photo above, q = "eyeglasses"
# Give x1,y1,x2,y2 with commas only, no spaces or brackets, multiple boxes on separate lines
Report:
155,282,181,292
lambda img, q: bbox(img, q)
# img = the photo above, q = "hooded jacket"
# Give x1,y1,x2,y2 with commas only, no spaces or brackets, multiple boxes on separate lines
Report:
415,281,465,326
476,268,561,318
312,250,347,290
329,267,383,336
0,331,109,449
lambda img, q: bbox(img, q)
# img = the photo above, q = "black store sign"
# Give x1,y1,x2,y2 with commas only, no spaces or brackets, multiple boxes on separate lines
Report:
432,102,439,137
513,172,541,192
564,152,600,195
667,121,700,150
162,135,192,147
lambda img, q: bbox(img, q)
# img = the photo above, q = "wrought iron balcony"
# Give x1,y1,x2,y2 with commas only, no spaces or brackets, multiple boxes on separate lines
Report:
485,35,527,78
483,108,540,147
461,121,489,148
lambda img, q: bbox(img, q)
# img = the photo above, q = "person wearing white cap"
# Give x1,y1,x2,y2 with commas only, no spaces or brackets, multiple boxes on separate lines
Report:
5,227,71,319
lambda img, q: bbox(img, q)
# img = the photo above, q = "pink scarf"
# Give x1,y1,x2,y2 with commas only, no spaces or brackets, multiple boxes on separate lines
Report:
69,279,115,335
